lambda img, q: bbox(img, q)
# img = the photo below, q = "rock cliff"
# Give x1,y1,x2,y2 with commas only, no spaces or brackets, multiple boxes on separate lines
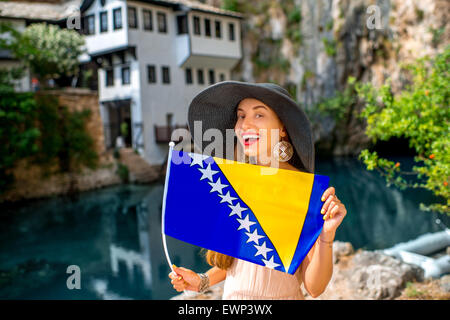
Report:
206,0,449,155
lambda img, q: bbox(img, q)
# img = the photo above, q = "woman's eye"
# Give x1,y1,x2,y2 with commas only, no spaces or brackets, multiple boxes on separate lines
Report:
255,113,263,118
238,114,245,119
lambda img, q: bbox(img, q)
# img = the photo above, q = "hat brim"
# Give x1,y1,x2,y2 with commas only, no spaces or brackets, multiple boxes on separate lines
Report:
188,81,315,173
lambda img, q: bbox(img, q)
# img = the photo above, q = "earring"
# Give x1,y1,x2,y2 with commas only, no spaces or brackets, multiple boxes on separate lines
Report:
272,140,294,162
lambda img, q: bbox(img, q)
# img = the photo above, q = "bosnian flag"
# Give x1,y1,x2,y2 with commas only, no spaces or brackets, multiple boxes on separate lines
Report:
162,149,329,274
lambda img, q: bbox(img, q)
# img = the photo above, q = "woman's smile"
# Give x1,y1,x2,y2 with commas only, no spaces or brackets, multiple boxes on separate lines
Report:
242,132,260,146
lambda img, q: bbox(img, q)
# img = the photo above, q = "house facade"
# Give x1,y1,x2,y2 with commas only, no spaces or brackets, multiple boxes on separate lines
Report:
0,0,242,165
80,0,243,164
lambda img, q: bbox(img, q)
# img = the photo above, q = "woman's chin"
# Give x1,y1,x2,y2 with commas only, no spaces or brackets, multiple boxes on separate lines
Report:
242,145,258,158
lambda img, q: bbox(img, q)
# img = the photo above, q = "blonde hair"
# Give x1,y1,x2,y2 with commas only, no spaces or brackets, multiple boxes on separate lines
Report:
205,250,235,270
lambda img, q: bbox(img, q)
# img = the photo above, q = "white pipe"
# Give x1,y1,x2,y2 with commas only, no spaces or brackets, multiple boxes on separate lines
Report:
383,229,450,258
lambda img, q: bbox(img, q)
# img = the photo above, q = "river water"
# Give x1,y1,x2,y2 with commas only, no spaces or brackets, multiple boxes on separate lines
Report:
0,156,448,299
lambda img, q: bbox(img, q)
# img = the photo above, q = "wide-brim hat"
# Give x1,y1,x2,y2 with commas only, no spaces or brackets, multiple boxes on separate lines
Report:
187,81,315,173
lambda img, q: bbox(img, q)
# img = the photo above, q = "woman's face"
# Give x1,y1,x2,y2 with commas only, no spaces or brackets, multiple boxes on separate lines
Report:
234,98,286,163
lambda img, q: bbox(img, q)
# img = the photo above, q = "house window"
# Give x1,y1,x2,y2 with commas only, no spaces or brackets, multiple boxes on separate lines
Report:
143,9,153,31
204,18,211,37
208,69,215,84
215,20,221,38
219,73,225,82
193,16,201,35
128,7,138,29
113,8,122,30
121,66,130,85
228,22,235,41
185,68,193,84
197,69,204,85
147,65,156,83
162,66,170,84
157,12,167,33
105,68,114,87
84,14,95,35
177,14,188,35
99,11,108,33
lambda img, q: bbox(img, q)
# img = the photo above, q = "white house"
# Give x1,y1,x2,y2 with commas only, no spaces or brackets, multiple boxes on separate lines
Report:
0,0,243,165
80,0,243,165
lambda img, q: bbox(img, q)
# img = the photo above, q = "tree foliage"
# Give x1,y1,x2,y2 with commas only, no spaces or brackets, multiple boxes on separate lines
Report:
356,47,450,215
0,71,98,193
0,70,41,192
0,23,85,81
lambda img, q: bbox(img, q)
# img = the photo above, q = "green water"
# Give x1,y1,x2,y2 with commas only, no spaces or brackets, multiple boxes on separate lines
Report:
0,156,447,299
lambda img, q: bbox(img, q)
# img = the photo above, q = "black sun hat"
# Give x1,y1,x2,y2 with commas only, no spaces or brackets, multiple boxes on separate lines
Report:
187,81,315,173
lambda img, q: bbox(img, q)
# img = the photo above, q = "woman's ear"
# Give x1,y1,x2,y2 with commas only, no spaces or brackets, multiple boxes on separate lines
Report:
280,126,287,138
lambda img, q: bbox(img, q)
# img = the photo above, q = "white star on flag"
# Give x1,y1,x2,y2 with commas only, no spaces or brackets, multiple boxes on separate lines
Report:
245,228,265,245
198,163,219,181
236,214,256,232
218,191,237,205
188,153,209,168
262,255,281,270
208,177,228,195
228,202,247,218
254,241,273,259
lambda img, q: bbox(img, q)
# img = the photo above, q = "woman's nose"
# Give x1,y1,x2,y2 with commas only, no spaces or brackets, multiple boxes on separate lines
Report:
240,117,255,131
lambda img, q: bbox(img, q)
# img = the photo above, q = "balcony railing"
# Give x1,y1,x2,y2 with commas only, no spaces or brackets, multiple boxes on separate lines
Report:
154,124,189,143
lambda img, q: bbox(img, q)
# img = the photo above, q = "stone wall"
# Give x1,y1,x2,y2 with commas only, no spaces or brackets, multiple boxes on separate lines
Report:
45,88,107,157
0,89,122,202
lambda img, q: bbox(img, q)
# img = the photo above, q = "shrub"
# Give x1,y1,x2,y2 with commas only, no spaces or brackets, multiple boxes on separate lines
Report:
356,47,450,215
1,23,85,82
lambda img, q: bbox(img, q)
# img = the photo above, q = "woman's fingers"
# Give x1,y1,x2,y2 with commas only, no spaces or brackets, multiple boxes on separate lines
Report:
169,271,182,281
321,186,335,202
329,202,340,219
169,273,187,292
321,196,333,214
321,195,339,215
168,266,201,292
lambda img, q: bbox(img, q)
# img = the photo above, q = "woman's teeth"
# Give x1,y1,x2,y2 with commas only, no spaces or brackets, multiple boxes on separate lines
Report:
243,134,259,145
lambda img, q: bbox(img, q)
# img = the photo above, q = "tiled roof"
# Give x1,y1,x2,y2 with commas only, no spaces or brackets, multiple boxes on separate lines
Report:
0,0,242,21
160,0,243,18
0,0,81,21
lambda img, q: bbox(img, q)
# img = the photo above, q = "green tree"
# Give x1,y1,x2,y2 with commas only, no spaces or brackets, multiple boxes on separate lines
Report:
0,69,40,192
0,23,85,82
356,47,450,215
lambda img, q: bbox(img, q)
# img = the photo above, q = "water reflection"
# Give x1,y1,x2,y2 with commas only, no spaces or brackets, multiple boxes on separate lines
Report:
0,184,209,299
0,156,448,299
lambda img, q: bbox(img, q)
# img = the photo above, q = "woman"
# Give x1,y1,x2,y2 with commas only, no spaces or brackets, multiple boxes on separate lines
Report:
168,81,347,299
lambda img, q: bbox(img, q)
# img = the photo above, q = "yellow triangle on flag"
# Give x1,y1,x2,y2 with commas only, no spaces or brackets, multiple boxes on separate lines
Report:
214,158,315,271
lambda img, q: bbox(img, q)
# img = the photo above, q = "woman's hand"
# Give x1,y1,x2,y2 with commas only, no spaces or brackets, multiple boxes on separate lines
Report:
168,265,201,292
320,186,347,240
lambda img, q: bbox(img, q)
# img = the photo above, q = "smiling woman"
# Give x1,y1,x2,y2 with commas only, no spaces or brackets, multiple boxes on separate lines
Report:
169,81,348,299
235,99,294,168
